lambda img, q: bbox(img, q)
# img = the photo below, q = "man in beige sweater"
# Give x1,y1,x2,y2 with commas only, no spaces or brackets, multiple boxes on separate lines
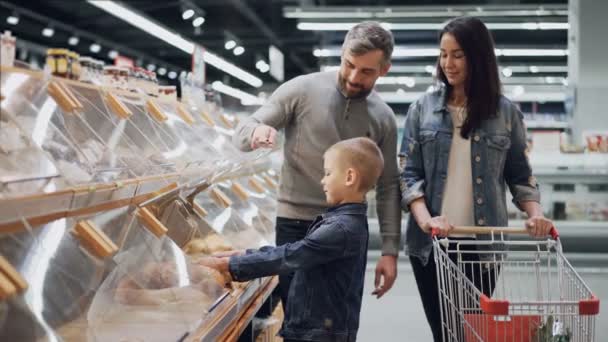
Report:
233,22,401,308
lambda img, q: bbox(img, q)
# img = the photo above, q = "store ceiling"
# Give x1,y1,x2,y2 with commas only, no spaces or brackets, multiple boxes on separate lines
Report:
0,0,568,102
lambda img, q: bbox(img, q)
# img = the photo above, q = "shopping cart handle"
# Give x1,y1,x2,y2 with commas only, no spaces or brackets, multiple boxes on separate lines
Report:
431,226,560,239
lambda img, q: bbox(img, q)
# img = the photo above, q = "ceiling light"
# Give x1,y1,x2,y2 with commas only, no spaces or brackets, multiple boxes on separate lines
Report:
6,14,19,25
530,66,539,73
158,67,167,75
108,50,118,59
297,21,568,31
225,40,236,50
502,67,513,77
259,64,270,73
168,71,177,79
233,46,245,56
88,1,262,87
90,43,101,53
256,60,267,70
212,81,265,106
314,47,567,58
68,36,79,46
425,65,435,73
147,63,156,71
182,9,194,20
179,71,187,78
42,27,54,37
192,16,205,27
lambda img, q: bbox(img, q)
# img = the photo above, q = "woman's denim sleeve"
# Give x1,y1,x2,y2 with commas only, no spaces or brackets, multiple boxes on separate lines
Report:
399,101,426,212
504,105,541,210
229,222,347,282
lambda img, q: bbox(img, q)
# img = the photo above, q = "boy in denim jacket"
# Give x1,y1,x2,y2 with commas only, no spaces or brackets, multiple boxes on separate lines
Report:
198,137,384,342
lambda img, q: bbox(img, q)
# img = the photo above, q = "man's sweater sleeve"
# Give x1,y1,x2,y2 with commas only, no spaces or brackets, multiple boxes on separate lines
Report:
375,113,402,256
233,77,303,151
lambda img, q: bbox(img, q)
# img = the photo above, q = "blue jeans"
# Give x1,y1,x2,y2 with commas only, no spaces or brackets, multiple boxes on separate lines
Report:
275,217,313,309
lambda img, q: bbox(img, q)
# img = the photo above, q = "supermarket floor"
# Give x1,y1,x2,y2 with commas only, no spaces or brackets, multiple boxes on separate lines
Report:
357,252,608,341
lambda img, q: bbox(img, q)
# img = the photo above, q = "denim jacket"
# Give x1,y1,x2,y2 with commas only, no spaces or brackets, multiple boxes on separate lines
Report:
229,203,369,342
399,88,540,265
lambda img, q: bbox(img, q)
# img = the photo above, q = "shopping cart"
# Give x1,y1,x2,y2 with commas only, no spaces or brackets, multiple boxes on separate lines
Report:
431,226,600,342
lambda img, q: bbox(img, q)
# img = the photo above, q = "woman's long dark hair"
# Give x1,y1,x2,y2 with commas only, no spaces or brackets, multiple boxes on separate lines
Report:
436,17,501,139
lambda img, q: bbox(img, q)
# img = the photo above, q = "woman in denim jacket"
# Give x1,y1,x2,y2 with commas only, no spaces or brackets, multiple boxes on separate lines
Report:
399,17,555,342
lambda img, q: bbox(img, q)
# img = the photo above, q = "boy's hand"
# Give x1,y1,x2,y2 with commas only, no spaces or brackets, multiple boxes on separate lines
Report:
372,255,397,298
197,256,230,273
212,249,246,258
251,124,277,149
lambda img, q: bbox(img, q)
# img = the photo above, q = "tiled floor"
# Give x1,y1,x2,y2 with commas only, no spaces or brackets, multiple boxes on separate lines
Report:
358,252,607,341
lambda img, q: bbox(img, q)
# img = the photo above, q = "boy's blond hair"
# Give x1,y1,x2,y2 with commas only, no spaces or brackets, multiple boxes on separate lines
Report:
325,137,384,192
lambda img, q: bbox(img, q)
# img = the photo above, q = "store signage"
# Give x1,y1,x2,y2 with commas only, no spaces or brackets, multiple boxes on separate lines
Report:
192,45,206,87
269,45,284,82
114,55,134,68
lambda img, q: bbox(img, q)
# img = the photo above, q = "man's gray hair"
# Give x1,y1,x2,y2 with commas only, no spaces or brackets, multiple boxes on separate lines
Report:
342,21,394,65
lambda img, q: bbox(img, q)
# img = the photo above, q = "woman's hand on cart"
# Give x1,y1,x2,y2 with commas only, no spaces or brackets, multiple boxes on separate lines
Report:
423,215,454,238
525,216,555,238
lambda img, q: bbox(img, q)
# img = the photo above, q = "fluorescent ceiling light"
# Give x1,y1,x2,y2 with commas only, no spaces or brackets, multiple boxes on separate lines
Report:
497,48,568,57
314,47,568,58
285,5,568,19
168,71,177,79
225,40,237,50
233,46,245,56
7,15,19,25
42,27,54,37
108,50,118,59
182,9,194,20
90,43,101,53
147,63,156,71
322,64,567,74
68,36,79,45
212,81,265,106
88,1,262,87
502,67,513,77
158,67,167,75
298,21,568,31
193,16,205,27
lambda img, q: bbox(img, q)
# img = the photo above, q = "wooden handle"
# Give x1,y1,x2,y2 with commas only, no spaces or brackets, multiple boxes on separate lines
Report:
48,81,77,113
433,226,560,239
211,188,232,208
193,202,208,218
72,220,119,258
231,182,249,201
57,82,83,110
219,113,234,128
176,104,195,126
199,111,215,127
0,255,27,300
136,207,168,237
0,272,17,300
262,175,278,189
106,92,132,119
248,177,265,194
146,99,168,122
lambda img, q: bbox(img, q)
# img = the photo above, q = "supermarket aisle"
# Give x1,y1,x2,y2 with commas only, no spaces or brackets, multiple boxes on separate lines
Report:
358,252,608,342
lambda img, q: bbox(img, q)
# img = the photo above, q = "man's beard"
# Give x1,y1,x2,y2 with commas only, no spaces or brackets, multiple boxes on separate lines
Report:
338,73,372,99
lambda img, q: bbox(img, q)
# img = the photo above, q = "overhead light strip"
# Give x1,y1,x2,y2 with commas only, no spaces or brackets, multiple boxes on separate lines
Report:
285,6,568,19
322,65,568,74
212,81,264,106
314,47,568,58
298,22,568,31
87,1,262,88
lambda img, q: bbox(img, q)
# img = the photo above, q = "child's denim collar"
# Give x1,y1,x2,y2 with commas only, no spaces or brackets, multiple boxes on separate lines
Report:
323,202,367,218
